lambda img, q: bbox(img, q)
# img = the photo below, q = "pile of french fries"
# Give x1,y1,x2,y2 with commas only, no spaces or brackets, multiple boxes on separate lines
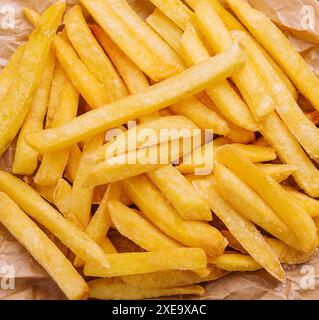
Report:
1,0,319,300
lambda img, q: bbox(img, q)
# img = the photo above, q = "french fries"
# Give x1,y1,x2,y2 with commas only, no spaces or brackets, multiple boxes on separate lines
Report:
0,192,88,300
214,162,301,250
149,0,194,30
12,50,56,175
25,44,245,153
0,170,109,267
257,164,297,183
64,5,128,101
226,0,319,112
146,9,183,55
80,0,183,80
108,200,182,250
181,22,258,131
88,278,204,300
84,248,207,277
123,175,227,258
34,76,79,186
195,0,275,120
216,146,318,252
146,165,212,221
122,267,227,289
193,178,285,281
213,254,262,272
0,2,65,156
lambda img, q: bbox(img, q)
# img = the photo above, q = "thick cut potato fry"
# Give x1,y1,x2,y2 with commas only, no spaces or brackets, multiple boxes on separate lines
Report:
0,193,88,300
84,248,207,277
88,278,204,300
25,44,245,153
54,34,109,108
257,164,297,183
85,134,202,187
260,113,319,198
216,146,318,252
216,144,276,163
146,9,183,55
181,23,258,131
0,45,24,102
53,179,72,218
108,200,182,250
195,1,274,119
45,63,67,129
123,175,227,258
70,134,104,228
187,0,298,100
100,115,199,160
193,178,285,281
0,3,65,156
226,0,319,112
214,254,262,272
233,30,319,160
64,144,82,183
149,0,194,30
34,78,79,186
103,0,185,72
284,187,319,218
214,163,301,250
147,164,212,221
122,267,227,289
85,183,122,244
64,6,128,101
80,0,183,81
34,183,56,205
0,171,109,267
12,50,56,175
170,96,229,136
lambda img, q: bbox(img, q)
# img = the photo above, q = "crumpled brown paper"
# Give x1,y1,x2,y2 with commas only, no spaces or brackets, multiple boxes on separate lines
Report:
1,0,319,300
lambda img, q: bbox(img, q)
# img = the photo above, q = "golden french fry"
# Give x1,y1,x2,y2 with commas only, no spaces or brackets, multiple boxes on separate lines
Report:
12,50,56,175
147,165,212,221
214,254,262,272
214,163,301,250
70,134,104,228
0,45,24,102
25,44,245,153
80,0,183,81
64,6,128,101
0,3,65,156
226,0,319,112
193,178,285,281
233,30,319,160
0,170,109,267
108,200,182,250
216,146,318,252
257,164,297,183
88,278,204,300
186,0,298,100
0,192,88,300
85,134,202,187
34,183,56,205
53,179,72,218
181,23,258,131
34,77,79,186
149,0,194,30
64,144,82,183
122,267,227,289
170,96,229,136
146,9,183,55
221,230,247,254
84,248,207,277
123,175,227,258
103,0,185,73
265,238,316,265
195,1,275,119
261,113,319,198
283,186,319,218
45,63,67,128
85,183,122,243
